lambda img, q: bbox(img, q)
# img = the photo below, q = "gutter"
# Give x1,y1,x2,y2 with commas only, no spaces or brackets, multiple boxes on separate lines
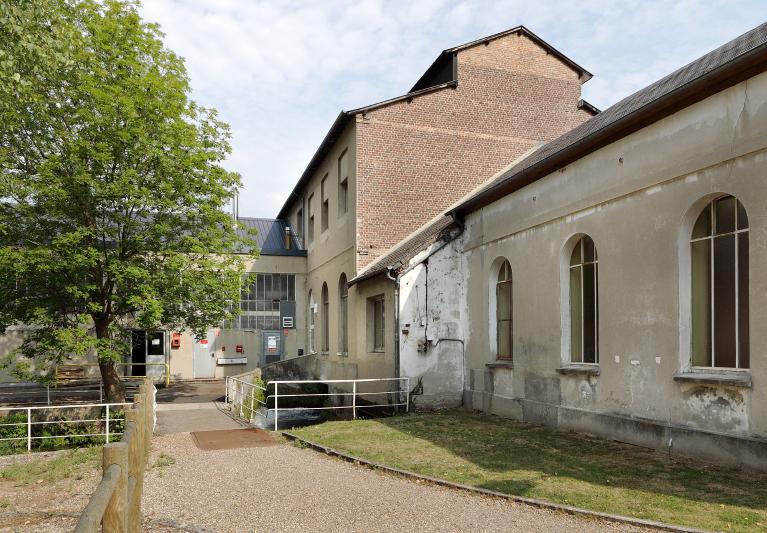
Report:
453,37,767,217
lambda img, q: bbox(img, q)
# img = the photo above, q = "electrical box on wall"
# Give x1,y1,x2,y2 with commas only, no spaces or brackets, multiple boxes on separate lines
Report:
236,345,244,353
171,332,181,349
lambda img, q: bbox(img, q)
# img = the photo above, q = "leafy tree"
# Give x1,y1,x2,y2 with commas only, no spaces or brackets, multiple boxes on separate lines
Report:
0,0,255,400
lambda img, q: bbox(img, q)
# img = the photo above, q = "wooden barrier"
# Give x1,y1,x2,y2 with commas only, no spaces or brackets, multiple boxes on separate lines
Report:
75,377,154,533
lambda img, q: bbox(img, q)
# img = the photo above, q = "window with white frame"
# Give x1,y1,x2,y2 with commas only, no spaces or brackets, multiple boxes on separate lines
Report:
338,149,349,216
308,290,316,353
369,295,385,352
569,236,598,364
496,260,513,361
691,195,749,369
321,282,329,353
338,273,348,355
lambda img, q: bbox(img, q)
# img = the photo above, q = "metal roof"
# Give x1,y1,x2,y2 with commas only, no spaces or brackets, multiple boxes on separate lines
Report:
237,217,306,256
453,22,767,216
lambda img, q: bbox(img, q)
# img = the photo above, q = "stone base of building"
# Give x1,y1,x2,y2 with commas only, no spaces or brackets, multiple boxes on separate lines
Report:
464,389,767,473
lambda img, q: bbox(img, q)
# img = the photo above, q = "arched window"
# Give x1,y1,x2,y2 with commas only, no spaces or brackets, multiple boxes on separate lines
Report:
496,260,513,360
308,290,315,354
691,195,749,368
338,274,348,355
321,282,329,353
570,236,598,364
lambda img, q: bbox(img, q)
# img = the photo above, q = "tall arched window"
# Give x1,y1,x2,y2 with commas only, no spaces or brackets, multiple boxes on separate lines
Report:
570,236,598,364
321,282,329,353
496,260,513,360
691,195,749,368
338,274,348,356
308,290,315,354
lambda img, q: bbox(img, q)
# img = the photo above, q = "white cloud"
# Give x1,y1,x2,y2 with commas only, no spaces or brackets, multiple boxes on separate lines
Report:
137,0,767,217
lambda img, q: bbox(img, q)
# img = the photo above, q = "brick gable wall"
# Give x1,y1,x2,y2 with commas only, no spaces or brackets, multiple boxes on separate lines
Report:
355,32,593,270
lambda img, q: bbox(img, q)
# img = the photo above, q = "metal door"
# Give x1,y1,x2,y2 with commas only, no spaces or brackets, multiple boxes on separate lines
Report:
193,330,216,378
261,330,283,366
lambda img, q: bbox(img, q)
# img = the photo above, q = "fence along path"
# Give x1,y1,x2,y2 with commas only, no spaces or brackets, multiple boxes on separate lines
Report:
75,377,155,533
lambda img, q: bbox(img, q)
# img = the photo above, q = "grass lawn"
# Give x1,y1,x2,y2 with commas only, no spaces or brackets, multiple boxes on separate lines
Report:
291,410,767,532
0,446,99,485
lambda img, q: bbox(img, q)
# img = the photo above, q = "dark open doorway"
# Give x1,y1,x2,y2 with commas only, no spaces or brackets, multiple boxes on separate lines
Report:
131,330,147,376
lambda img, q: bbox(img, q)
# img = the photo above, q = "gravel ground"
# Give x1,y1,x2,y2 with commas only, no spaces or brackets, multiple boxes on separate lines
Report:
142,432,660,533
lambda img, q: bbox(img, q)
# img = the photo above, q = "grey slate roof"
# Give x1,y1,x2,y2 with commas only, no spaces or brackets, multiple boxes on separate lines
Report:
349,215,457,285
237,217,306,256
454,22,767,215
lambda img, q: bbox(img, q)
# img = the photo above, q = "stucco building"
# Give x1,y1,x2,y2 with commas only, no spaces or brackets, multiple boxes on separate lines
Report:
350,22,767,470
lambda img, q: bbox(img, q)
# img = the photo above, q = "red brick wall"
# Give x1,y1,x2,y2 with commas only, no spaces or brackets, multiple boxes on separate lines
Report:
355,32,593,269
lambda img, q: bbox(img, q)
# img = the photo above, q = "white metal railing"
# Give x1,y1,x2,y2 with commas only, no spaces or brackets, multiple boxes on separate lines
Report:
225,376,410,430
0,402,131,452
0,382,106,406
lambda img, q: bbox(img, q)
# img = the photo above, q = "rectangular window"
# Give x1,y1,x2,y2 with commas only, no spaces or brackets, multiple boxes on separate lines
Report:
232,273,295,330
295,208,303,247
369,295,385,352
321,175,329,232
338,149,348,216
307,194,315,245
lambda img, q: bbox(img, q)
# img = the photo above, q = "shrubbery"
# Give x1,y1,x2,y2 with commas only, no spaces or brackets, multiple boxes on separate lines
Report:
0,409,125,455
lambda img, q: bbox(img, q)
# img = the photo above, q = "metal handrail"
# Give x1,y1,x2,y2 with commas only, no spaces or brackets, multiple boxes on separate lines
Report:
0,402,131,451
56,362,170,387
225,376,410,430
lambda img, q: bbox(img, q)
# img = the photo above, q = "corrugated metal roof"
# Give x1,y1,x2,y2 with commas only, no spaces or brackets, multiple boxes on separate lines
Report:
237,217,306,256
454,22,767,215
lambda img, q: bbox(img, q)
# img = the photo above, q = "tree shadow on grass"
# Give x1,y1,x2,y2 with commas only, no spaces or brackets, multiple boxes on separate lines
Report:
374,410,767,516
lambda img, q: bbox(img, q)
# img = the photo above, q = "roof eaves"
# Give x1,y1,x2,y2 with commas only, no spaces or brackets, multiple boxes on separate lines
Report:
453,25,767,217
446,25,593,82
276,111,353,219
577,99,601,115
348,80,458,115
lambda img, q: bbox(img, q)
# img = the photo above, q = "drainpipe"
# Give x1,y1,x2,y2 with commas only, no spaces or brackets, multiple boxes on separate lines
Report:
386,267,401,412
384,212,466,409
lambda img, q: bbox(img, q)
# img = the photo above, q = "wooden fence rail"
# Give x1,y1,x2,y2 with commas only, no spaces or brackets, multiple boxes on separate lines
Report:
75,377,154,533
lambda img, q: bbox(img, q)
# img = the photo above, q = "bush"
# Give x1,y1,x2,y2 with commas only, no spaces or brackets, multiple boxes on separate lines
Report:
0,408,126,455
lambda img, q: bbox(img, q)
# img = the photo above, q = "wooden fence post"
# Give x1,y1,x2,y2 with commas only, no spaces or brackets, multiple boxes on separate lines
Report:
124,409,142,533
102,441,128,532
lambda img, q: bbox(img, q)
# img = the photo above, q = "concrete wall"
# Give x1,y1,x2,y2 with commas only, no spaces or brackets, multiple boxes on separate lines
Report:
454,71,767,470
170,254,307,380
398,239,466,408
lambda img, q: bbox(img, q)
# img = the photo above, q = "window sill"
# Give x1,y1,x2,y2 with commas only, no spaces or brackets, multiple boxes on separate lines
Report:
370,350,385,354
556,364,600,376
337,352,348,357
673,371,752,388
319,351,329,356
486,361,513,369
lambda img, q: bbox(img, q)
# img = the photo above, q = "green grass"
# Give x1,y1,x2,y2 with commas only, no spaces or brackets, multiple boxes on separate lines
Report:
291,410,767,532
0,446,100,485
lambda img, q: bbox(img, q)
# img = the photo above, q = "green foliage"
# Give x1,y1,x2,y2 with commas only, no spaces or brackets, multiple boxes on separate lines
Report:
0,1,257,388
0,445,99,484
294,411,767,533
0,408,125,455
240,374,266,420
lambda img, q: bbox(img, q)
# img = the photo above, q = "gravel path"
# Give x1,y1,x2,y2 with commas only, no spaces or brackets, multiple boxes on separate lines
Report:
143,432,659,533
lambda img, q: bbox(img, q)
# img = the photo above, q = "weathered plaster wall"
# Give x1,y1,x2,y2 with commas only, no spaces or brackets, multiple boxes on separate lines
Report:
457,71,767,469
398,238,466,408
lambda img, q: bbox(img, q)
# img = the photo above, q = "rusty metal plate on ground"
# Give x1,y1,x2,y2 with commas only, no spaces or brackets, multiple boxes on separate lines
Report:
190,428,276,450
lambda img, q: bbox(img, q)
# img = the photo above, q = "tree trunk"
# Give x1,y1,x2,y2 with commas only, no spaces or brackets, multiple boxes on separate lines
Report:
95,319,126,403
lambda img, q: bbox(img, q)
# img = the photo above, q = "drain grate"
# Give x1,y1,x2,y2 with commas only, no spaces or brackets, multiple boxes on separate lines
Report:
190,428,276,450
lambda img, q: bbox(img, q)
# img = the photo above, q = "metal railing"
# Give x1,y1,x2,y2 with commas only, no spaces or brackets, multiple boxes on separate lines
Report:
75,377,154,533
225,376,410,430
0,382,106,406
56,362,170,387
0,402,131,452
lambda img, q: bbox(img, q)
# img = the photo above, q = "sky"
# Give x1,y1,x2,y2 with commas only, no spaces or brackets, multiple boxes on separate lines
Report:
137,1,767,218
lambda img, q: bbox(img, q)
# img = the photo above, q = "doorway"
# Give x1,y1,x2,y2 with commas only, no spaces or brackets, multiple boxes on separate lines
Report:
130,330,165,377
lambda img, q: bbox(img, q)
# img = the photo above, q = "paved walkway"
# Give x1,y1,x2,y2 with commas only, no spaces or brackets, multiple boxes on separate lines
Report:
141,432,657,533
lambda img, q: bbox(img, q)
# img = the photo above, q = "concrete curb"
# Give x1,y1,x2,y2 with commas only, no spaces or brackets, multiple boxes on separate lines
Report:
281,431,710,533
